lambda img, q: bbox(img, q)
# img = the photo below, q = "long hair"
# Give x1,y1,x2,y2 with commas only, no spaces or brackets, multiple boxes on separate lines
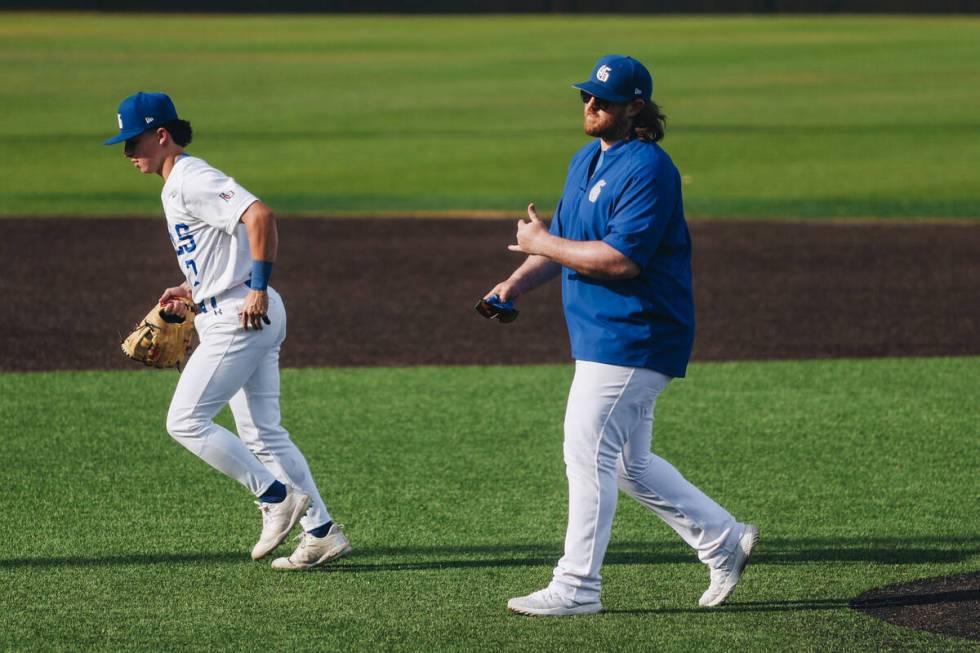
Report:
634,100,666,143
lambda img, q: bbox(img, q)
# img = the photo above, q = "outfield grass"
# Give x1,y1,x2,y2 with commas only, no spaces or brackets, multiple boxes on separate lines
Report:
2,357,977,651
0,14,978,219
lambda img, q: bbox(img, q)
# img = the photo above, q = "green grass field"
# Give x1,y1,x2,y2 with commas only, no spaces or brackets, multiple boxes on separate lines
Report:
1,14,978,219
3,12,977,651
3,358,978,651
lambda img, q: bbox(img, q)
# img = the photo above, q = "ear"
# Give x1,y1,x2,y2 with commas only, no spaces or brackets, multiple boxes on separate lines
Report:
626,99,645,119
155,127,171,146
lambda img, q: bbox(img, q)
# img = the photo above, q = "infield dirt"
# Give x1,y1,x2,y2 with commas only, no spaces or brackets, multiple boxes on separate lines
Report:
3,217,979,372
4,216,979,642
852,571,980,641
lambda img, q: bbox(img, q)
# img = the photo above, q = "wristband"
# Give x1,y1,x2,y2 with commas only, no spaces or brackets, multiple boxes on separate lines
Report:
250,260,273,291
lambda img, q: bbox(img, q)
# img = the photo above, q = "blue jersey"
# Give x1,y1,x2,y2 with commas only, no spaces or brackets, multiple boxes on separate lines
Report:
548,138,695,378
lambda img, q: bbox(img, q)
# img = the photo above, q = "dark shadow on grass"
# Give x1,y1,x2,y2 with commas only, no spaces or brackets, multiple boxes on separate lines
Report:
851,589,980,610
603,589,980,615
604,598,851,615
2,534,976,571
0,552,245,569
350,534,980,567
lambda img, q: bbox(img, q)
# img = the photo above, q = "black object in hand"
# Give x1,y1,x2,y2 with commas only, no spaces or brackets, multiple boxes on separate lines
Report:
475,294,519,323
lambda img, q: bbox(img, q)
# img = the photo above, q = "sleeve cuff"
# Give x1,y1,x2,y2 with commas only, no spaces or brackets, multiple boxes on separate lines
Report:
226,197,259,234
602,234,645,270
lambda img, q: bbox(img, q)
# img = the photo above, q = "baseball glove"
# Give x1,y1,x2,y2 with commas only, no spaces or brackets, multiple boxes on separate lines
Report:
121,298,198,370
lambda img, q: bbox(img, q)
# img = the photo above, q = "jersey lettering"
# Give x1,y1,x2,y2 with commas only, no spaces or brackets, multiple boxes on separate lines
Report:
163,157,258,302
174,223,197,255
589,179,607,203
184,259,201,287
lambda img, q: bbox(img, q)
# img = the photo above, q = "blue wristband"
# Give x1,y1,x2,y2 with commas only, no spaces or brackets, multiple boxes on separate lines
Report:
250,260,273,291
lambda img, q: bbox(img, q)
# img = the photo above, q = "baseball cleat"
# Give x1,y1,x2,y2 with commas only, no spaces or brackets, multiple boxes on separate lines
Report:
699,523,759,607
250,487,311,561
507,588,601,616
271,523,352,570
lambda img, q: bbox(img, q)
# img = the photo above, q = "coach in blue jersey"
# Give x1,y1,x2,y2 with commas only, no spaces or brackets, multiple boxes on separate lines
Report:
487,56,759,617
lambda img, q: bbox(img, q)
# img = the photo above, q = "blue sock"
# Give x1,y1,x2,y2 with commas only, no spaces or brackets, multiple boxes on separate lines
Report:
259,480,287,504
308,521,333,538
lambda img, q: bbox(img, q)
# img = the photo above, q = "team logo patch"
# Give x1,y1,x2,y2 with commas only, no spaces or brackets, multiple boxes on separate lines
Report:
596,65,612,82
219,190,236,202
589,179,607,203
116,113,123,129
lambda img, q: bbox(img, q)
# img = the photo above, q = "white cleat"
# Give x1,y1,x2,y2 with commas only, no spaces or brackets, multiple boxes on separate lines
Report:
271,523,352,570
507,588,602,617
699,523,760,607
250,487,311,561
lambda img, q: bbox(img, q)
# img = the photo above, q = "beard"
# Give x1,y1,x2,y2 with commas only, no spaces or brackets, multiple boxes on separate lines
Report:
583,109,631,141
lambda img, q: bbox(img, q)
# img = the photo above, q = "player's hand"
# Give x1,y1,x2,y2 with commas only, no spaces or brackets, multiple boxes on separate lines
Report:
484,279,523,303
508,203,550,256
159,286,192,318
240,289,271,330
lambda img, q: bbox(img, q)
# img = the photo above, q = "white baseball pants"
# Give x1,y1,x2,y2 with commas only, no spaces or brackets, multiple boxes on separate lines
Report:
550,360,743,603
166,285,332,532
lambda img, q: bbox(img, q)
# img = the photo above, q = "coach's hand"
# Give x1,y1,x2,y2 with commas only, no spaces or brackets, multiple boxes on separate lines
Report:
508,203,551,256
241,289,272,330
484,279,524,303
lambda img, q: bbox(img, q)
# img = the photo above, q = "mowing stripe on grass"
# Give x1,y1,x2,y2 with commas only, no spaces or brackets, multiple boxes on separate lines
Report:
1,14,979,219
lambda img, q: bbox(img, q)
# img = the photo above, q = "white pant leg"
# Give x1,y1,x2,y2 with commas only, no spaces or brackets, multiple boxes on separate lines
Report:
166,288,281,497
551,361,742,603
551,361,652,603
228,295,333,531
615,369,741,568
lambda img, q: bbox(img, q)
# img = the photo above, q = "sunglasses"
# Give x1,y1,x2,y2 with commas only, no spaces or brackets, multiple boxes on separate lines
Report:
580,90,616,111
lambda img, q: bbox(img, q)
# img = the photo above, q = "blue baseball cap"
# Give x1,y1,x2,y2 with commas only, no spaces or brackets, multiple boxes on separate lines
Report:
573,55,653,104
104,92,178,145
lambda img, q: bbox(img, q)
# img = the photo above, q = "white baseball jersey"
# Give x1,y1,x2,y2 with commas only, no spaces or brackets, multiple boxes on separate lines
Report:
160,155,334,533
161,155,258,304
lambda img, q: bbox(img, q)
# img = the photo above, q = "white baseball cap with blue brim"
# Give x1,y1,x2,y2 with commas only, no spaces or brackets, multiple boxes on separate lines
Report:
573,55,653,104
104,92,178,145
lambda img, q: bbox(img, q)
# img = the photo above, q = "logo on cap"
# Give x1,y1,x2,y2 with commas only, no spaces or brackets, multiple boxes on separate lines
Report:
117,114,123,129
144,116,155,124
596,65,611,83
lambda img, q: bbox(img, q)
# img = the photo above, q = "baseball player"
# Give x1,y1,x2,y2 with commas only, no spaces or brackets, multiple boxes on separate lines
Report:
487,56,758,616
105,92,350,570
